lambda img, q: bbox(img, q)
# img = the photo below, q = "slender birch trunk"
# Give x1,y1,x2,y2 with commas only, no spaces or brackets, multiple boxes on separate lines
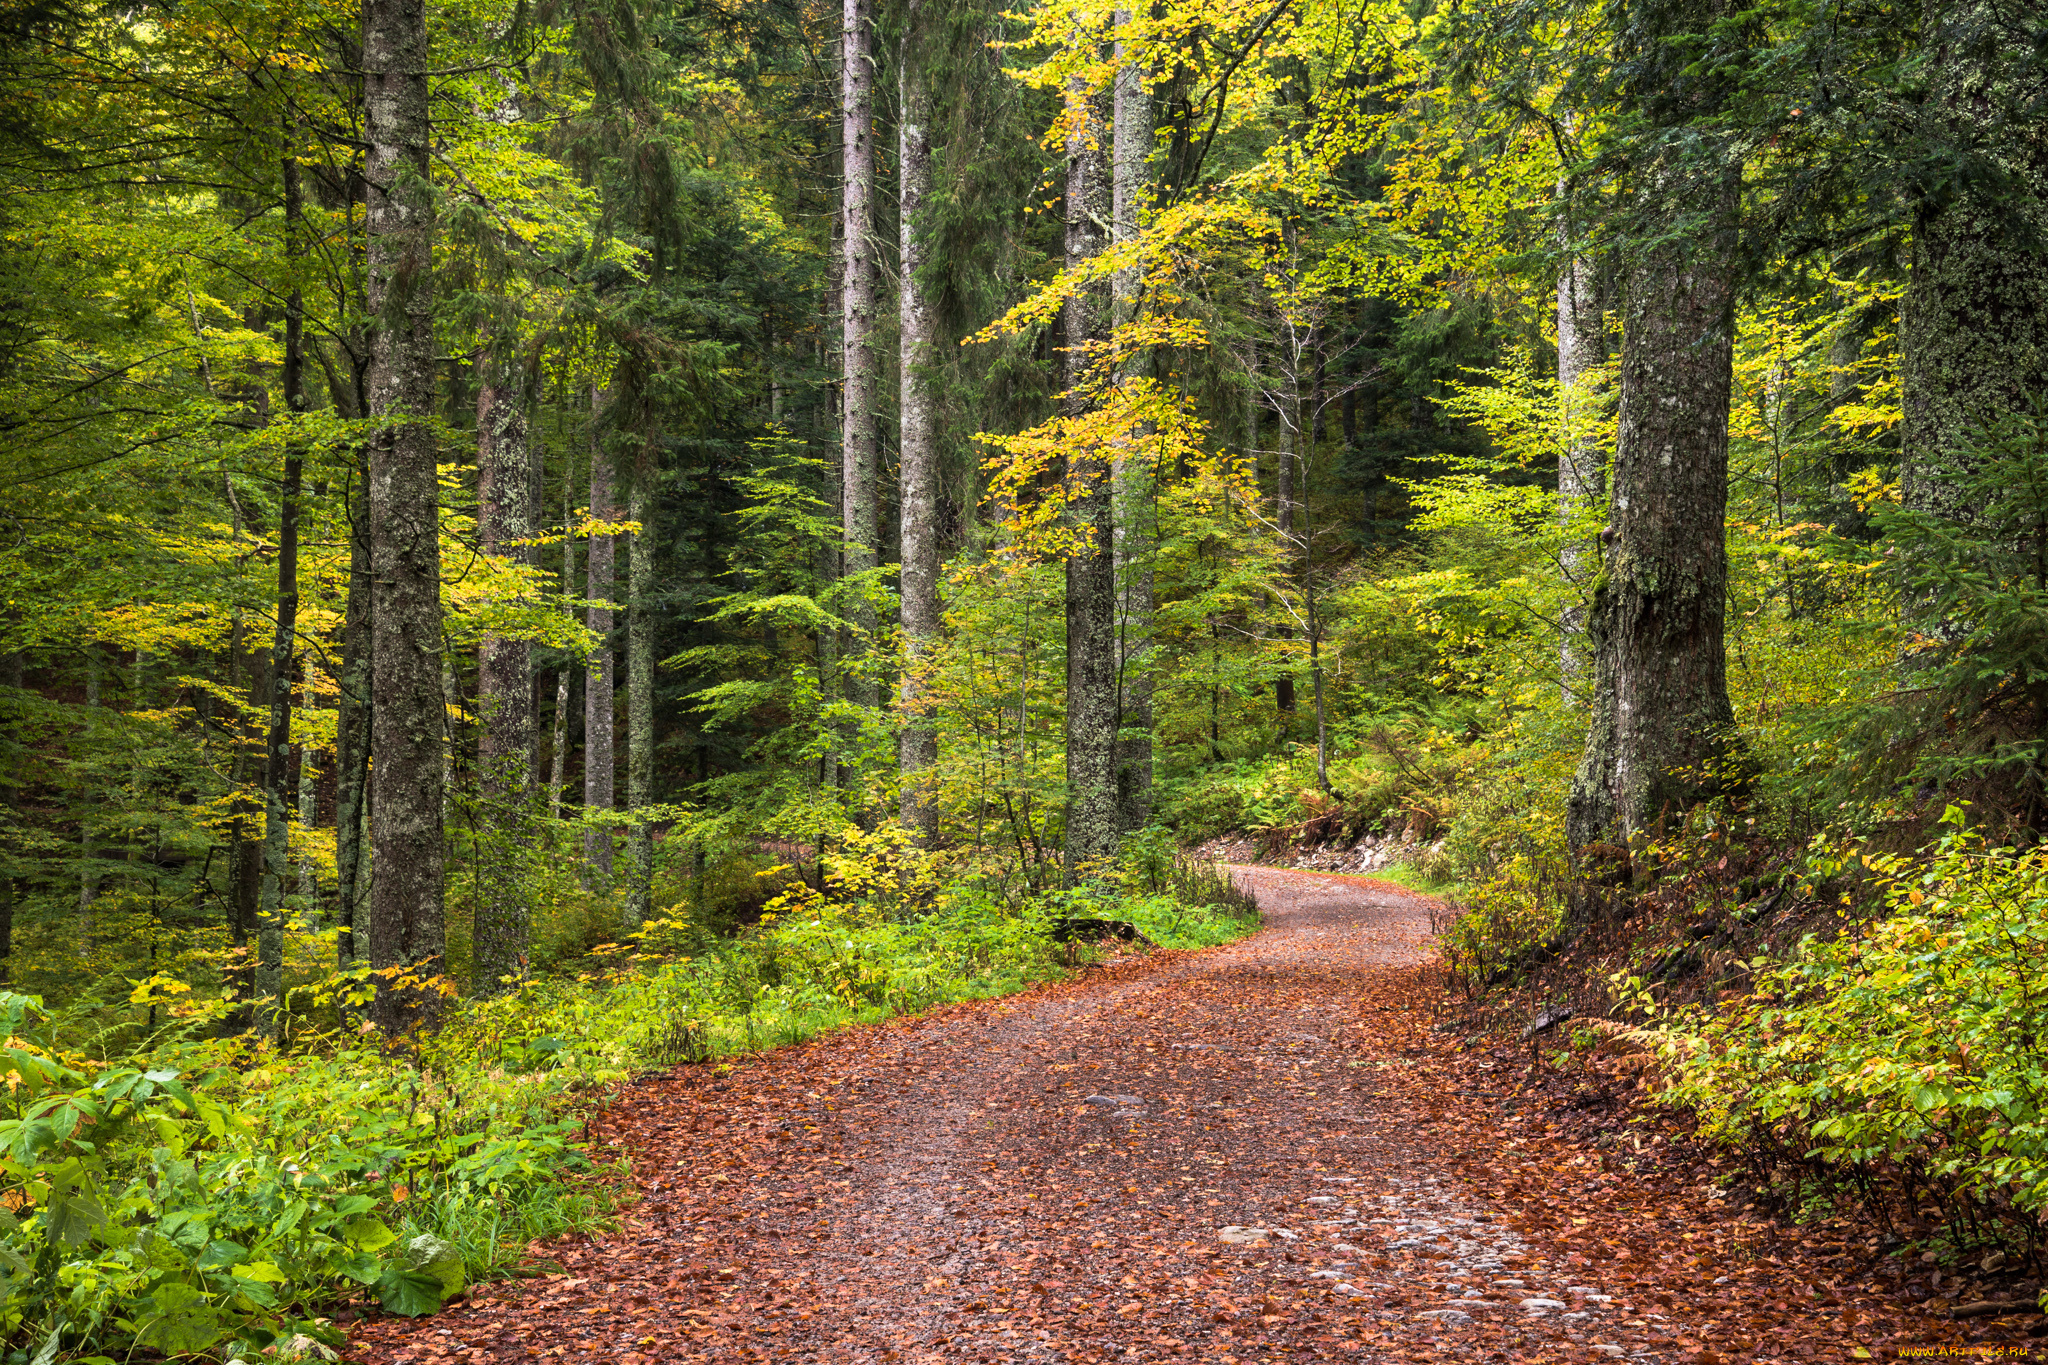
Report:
364,0,445,1027
897,5,940,846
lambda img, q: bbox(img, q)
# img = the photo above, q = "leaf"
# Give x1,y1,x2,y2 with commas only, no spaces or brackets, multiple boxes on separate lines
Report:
346,1215,398,1252
376,1267,447,1317
44,1191,106,1246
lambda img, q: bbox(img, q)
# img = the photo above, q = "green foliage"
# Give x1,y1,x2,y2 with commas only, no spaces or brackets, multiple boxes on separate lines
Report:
1650,812,2048,1249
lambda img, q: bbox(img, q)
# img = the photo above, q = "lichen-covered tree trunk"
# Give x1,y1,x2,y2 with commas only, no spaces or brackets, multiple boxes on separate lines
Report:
363,0,444,1027
1555,206,1605,696
474,355,533,992
255,136,306,1034
1900,0,2048,518
1110,16,1154,836
896,7,940,847
1565,167,1739,861
840,0,880,715
624,454,655,927
1063,74,1118,879
584,389,616,885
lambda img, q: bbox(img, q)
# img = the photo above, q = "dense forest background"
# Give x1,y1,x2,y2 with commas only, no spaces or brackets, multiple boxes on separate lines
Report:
3,0,2048,1350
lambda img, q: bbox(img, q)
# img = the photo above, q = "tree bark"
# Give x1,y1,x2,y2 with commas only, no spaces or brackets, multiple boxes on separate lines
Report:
1900,0,2048,518
1063,71,1118,879
474,353,533,992
1565,161,1741,859
897,6,940,846
1556,188,1605,698
625,451,656,926
255,135,306,1035
840,0,880,717
549,437,576,822
1110,13,1154,835
335,447,373,966
364,0,445,1028
584,387,616,884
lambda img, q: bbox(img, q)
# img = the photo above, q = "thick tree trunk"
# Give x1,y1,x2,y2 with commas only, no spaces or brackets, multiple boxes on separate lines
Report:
584,389,616,885
1900,0,2048,518
1063,73,1119,879
1110,16,1154,835
1556,203,1605,697
363,0,445,1028
897,9,940,846
335,447,373,966
840,0,880,716
255,138,306,1035
474,355,533,992
1565,164,1740,861
625,455,655,926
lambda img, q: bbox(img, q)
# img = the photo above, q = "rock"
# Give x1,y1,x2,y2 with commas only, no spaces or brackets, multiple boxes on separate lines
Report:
1218,1227,1271,1245
1592,1346,1626,1358
1491,1279,1526,1288
399,1234,466,1298
1309,1270,1344,1280
1416,1310,1472,1324
1305,1196,1339,1205
1521,1007,1572,1041
1521,1298,1567,1310
1084,1094,1145,1107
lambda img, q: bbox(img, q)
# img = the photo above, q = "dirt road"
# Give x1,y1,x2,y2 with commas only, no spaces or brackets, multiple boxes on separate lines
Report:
348,869,2034,1364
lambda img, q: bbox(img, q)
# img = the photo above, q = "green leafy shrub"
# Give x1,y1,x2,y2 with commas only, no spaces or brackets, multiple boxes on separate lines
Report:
1653,810,2048,1253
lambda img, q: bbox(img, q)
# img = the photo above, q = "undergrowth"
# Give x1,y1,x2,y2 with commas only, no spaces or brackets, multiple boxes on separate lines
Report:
0,828,1255,1362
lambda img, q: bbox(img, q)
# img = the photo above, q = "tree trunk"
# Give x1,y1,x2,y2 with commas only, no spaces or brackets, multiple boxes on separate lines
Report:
1063,71,1118,879
1565,160,1741,861
1900,0,2048,519
1273,404,1296,727
255,136,306,1035
1556,190,1605,698
335,446,373,966
897,8,940,846
549,437,577,822
1110,14,1154,835
364,0,445,1028
474,353,534,992
625,452,656,926
841,0,880,718
584,387,616,885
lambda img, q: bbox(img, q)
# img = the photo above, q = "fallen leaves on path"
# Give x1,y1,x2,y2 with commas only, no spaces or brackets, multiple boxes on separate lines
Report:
346,870,2044,1364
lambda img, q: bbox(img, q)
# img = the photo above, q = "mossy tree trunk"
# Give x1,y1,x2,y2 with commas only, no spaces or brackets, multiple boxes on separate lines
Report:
1566,0,1741,873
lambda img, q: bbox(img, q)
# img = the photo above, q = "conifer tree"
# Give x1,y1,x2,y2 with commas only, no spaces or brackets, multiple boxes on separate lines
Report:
363,0,446,1022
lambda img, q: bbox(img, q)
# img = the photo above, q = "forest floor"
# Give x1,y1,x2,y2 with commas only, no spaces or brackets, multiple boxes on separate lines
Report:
346,869,2045,1365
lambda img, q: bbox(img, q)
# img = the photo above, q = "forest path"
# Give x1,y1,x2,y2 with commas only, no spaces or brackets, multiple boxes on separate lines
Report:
348,870,2021,1365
